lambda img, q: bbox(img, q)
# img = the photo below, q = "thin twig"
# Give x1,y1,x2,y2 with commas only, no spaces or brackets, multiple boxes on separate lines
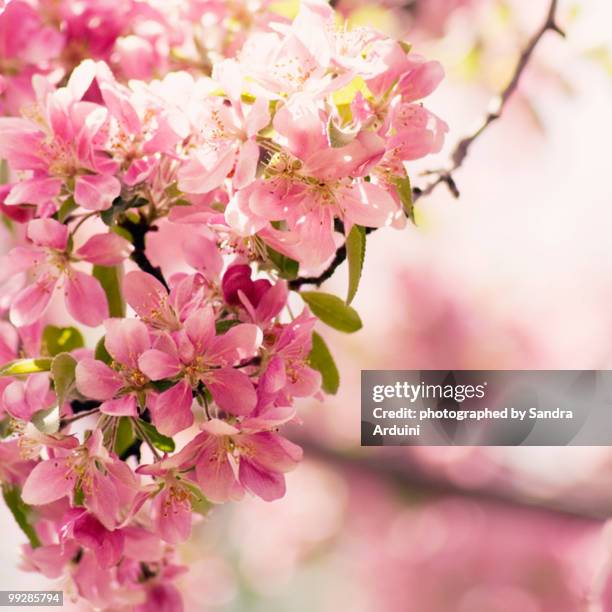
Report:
288,0,565,289
416,0,565,200
132,418,162,461
60,407,100,427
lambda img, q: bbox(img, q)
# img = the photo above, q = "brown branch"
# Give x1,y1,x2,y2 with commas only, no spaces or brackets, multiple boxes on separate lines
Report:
300,437,609,522
415,0,565,200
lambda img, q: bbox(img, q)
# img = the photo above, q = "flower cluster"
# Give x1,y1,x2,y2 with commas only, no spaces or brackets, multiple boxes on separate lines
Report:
0,0,445,609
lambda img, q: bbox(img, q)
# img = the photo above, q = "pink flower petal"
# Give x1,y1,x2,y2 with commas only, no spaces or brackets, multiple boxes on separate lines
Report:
10,274,57,327
238,458,286,501
153,488,192,544
26,218,68,250
5,177,62,206
74,175,121,211
75,358,123,400
206,368,257,416
104,318,150,369
77,233,133,266
208,323,262,365
64,270,108,327
123,271,177,329
138,349,182,380
99,395,138,417
149,380,194,437
195,443,243,504
21,458,75,505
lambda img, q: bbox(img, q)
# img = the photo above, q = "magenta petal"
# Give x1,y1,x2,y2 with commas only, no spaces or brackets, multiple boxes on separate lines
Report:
75,358,123,401
206,368,257,416
138,349,182,381
21,458,75,505
65,270,108,327
238,458,286,501
149,380,193,437
104,318,150,369
99,395,137,417
74,174,121,211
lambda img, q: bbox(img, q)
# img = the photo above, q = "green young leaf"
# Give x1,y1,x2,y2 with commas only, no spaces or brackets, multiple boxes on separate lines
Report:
42,325,84,357
308,332,340,395
0,358,52,377
393,175,414,222
300,291,363,333
95,336,113,365
267,247,299,280
31,405,60,434
345,225,366,304
93,265,125,317
114,417,136,457
56,196,78,223
2,484,41,548
136,420,175,453
215,319,241,335
51,353,77,407
184,481,213,516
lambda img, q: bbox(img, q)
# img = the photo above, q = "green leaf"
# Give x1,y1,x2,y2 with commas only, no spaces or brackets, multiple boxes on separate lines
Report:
300,291,363,333
393,175,414,222
345,225,366,304
215,319,241,334
42,325,84,356
93,265,125,317
2,484,41,548
56,196,78,223
308,332,340,395
31,405,60,434
51,353,77,406
114,417,135,457
184,481,213,515
95,336,113,365
267,247,299,280
136,420,175,453
0,358,52,377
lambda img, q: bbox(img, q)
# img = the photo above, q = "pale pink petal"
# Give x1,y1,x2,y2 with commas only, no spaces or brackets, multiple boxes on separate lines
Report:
104,318,150,369
99,395,137,417
208,323,262,365
123,526,163,562
77,233,133,265
138,349,182,380
75,358,123,400
182,235,223,282
5,177,62,206
149,380,193,437
240,432,302,472
3,380,32,420
74,175,121,211
195,444,243,504
26,218,68,250
65,270,109,327
153,488,192,544
178,145,236,194
183,307,216,354
123,271,177,328
206,368,257,416
340,182,397,228
398,60,444,102
233,139,259,189
238,458,286,501
21,458,75,505
85,469,120,530
10,275,57,327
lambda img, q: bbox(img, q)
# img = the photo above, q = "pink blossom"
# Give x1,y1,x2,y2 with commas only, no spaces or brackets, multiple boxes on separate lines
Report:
2,218,109,327
138,307,262,435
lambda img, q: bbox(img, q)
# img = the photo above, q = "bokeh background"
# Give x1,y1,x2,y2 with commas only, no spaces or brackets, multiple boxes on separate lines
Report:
2,0,612,610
